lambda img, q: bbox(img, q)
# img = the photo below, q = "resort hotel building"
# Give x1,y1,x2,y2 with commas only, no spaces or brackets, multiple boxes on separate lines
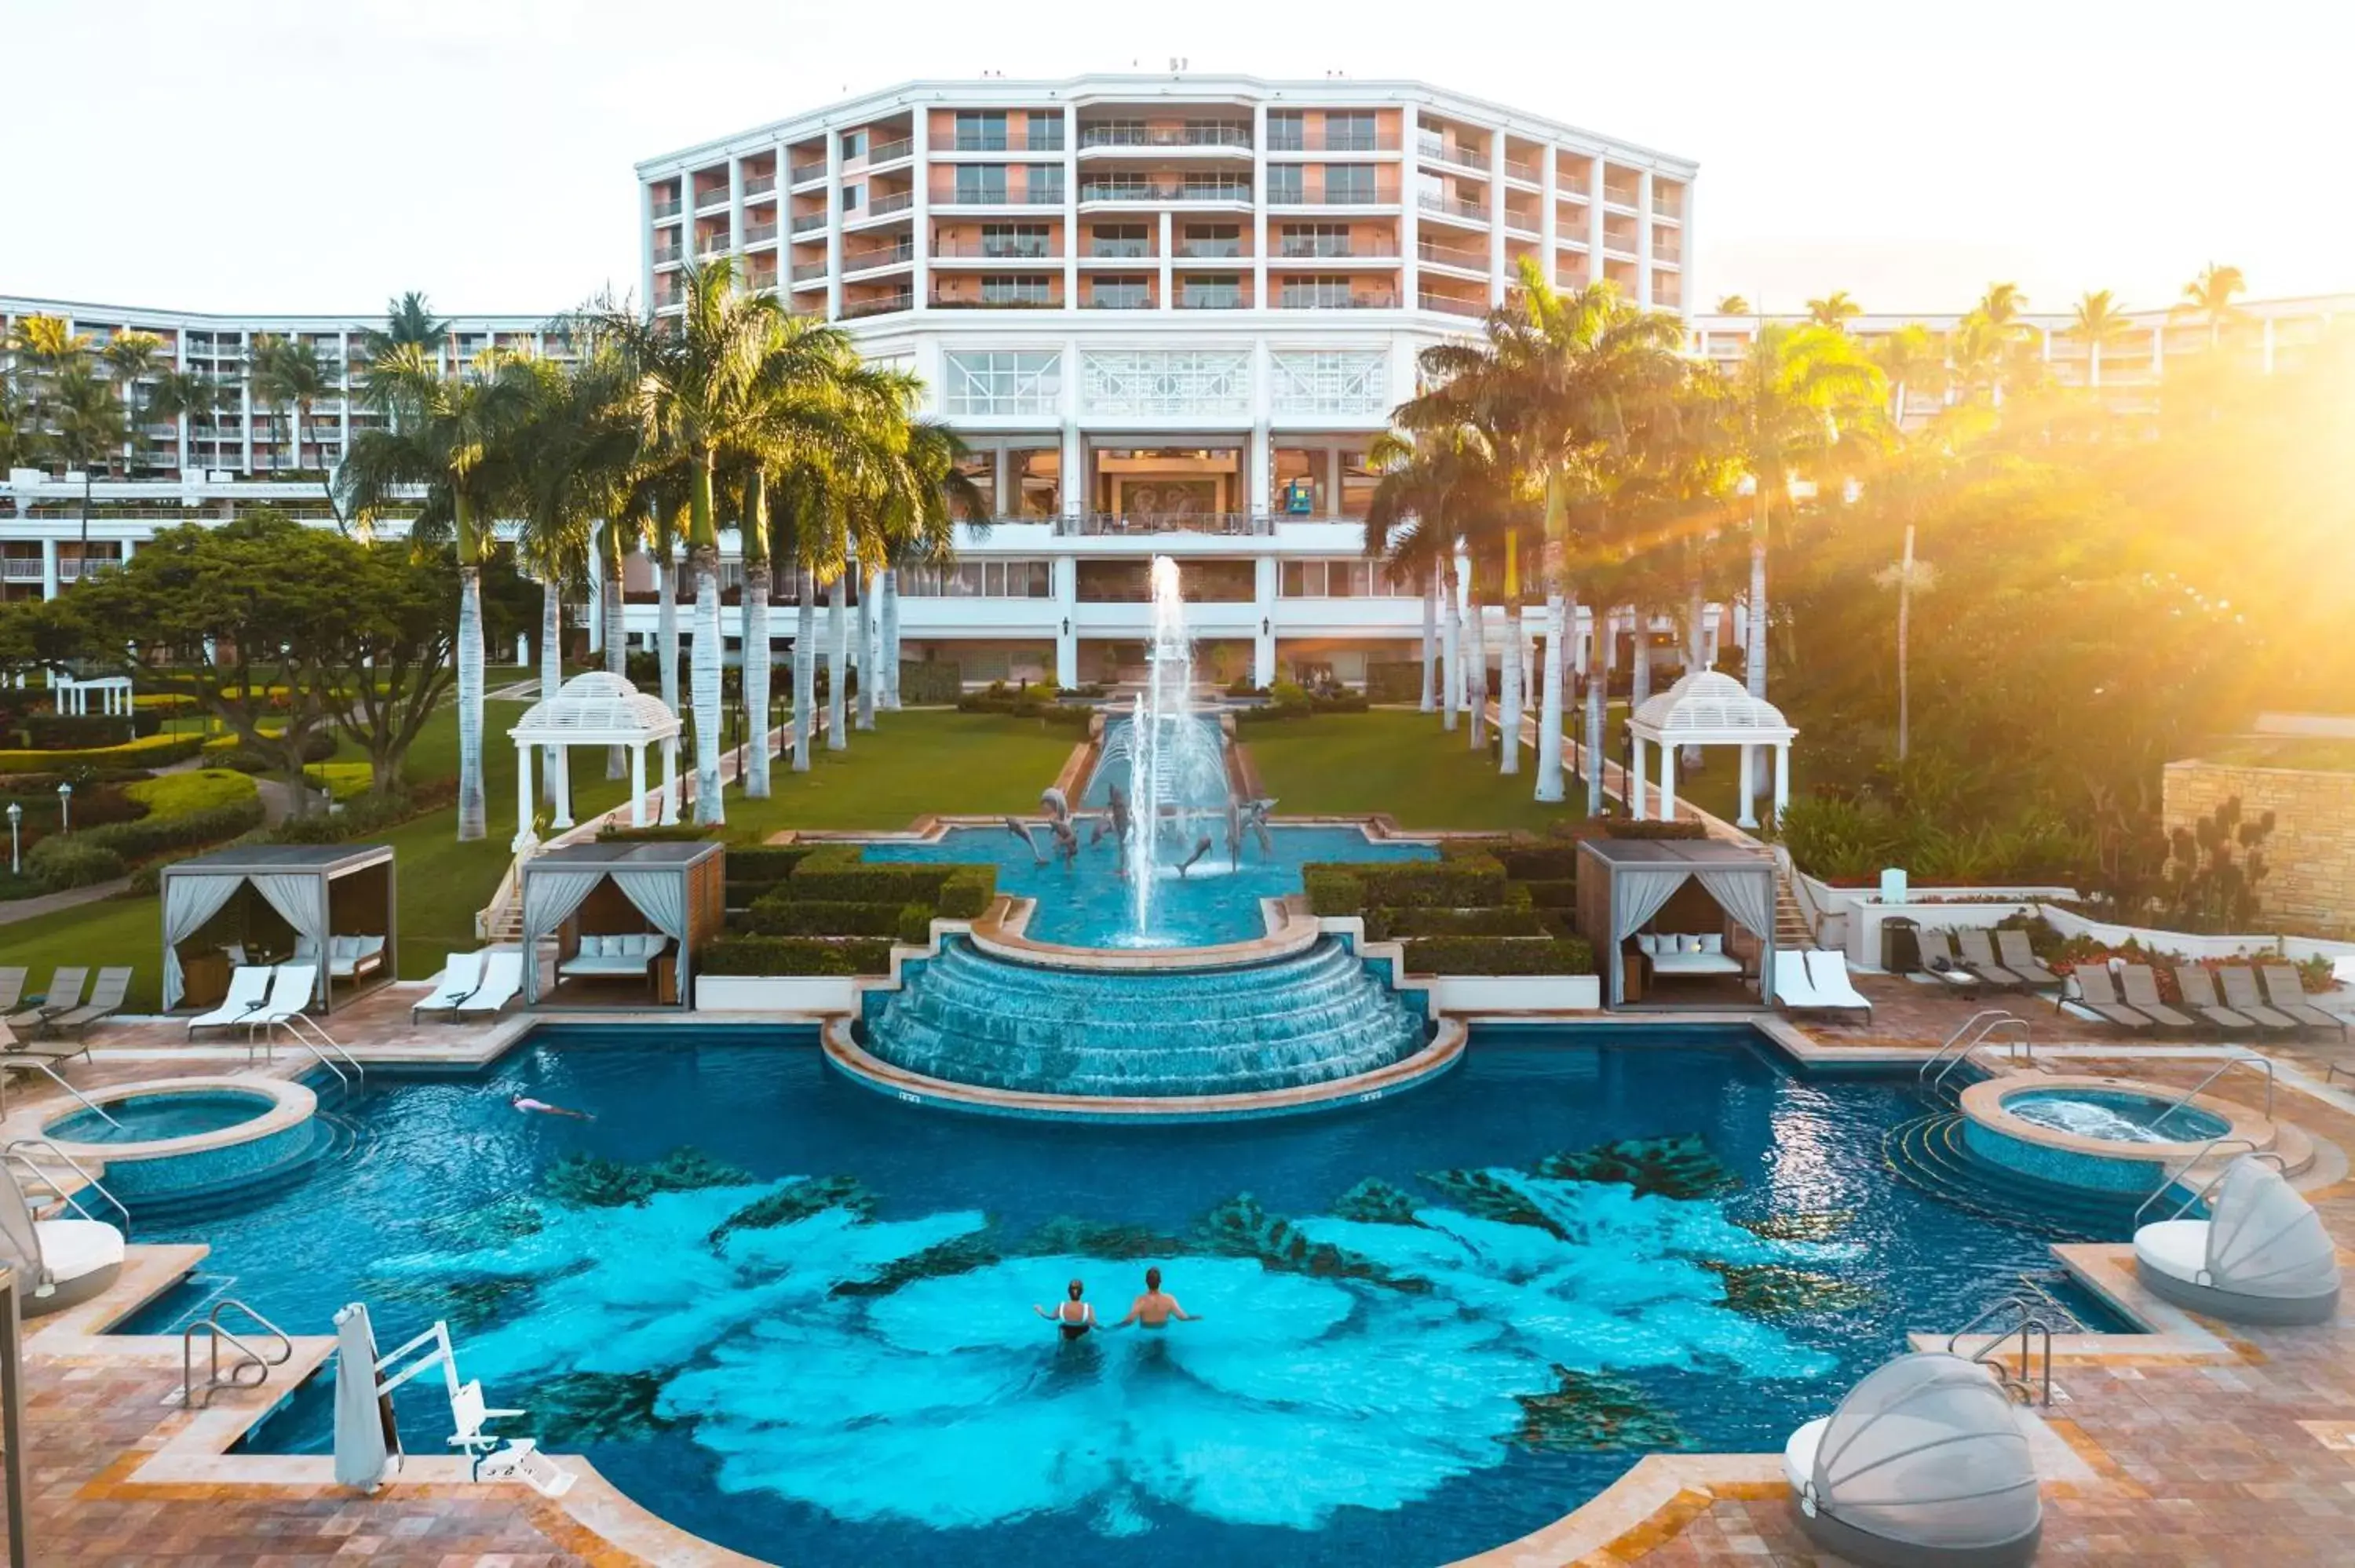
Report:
5,71,2346,688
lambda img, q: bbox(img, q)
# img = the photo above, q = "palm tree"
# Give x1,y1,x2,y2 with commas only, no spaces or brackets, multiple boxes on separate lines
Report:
1714,322,1882,817
250,334,345,523
1973,283,2026,331
871,421,985,714
7,314,85,442
2178,263,2246,348
1869,323,1944,425
100,330,164,476
1714,294,1752,315
356,292,449,365
144,368,221,475
1945,312,2007,406
1805,291,1861,330
340,341,525,841
48,361,130,560
1365,428,1486,738
2066,290,2133,389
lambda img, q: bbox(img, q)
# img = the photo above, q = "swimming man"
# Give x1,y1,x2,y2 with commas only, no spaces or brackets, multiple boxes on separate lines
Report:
511,1096,593,1120
1113,1267,1200,1329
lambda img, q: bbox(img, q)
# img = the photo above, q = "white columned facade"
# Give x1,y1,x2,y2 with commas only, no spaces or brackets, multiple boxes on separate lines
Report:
1586,155,1607,283
1636,169,1655,308
824,130,845,319
1773,742,1791,819
1657,737,1676,821
629,744,648,827
1736,742,1757,830
911,108,931,308
1630,735,1647,818
1252,558,1277,687
512,742,536,852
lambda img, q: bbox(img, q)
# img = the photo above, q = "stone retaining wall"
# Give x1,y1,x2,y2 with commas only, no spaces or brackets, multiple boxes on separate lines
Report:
2163,759,2355,932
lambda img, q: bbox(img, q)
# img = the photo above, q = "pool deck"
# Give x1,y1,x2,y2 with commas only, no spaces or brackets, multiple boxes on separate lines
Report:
5,977,2354,1564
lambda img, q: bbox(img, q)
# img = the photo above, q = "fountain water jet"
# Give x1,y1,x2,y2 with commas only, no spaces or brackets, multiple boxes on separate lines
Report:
1123,556,1226,938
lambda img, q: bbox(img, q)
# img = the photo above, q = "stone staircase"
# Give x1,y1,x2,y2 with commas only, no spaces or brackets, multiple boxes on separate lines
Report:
1773,866,1816,950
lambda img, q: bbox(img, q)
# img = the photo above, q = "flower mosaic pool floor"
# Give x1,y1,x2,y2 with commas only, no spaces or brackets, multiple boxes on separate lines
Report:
93,1026,2151,1567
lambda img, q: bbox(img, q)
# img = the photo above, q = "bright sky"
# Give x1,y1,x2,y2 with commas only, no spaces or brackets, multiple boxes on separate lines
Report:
5,0,2349,321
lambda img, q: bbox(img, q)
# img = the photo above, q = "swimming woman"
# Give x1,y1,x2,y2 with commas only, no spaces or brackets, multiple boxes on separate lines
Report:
1033,1278,1096,1339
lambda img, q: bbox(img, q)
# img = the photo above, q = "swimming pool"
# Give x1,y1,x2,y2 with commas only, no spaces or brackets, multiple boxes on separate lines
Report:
864,824,1436,948
132,1025,2119,1568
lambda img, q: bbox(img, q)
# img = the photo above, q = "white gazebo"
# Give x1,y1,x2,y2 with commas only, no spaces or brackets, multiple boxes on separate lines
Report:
1627,670,1797,830
50,669,133,717
506,672,681,851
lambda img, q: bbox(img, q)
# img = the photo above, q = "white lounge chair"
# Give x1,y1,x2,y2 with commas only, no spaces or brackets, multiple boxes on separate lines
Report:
454,952,523,1019
186,966,276,1037
411,953,485,1021
2134,1157,2339,1326
0,1164,123,1318
1773,950,1825,1011
1803,950,1875,1019
245,964,321,1039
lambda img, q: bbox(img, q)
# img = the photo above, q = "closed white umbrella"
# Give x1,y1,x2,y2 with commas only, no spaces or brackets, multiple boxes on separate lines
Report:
0,1168,50,1298
331,1303,400,1490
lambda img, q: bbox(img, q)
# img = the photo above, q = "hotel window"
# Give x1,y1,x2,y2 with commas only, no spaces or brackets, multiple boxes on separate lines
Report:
1280,223,1350,258
1181,224,1240,258
900,560,1053,598
1281,560,1403,597
1030,166,1066,203
1339,449,1379,516
955,165,1007,204
980,224,1051,258
981,274,1053,304
1181,173,1245,200
1012,448,1061,515
1090,119,1145,147
1025,114,1064,151
1090,224,1150,258
841,182,864,212
1180,275,1243,309
954,111,1008,151
1266,111,1305,151
942,350,1061,415
842,130,867,162
1324,166,1376,205
1265,166,1304,204
954,451,999,515
1325,111,1377,152
1280,276,1355,308
1091,278,1151,310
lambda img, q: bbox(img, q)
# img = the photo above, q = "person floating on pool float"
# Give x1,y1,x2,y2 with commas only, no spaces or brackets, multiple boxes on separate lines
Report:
1033,1278,1096,1339
511,1095,593,1120
1177,835,1214,877
1113,1267,1200,1329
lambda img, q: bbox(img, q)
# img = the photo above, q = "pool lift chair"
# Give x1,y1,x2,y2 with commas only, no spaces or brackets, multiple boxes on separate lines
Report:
335,1303,576,1498
1784,1351,2043,1567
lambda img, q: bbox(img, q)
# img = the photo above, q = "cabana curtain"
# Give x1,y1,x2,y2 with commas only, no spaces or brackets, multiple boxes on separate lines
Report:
161,874,244,1011
1614,870,1690,941
1697,869,1775,942
612,870,688,946
251,873,330,1004
521,870,608,950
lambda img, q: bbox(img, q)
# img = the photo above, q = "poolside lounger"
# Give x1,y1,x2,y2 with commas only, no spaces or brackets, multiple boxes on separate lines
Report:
245,965,322,1037
2259,965,2349,1039
0,970,24,1015
2116,965,2200,1032
454,952,524,1019
2063,965,2153,1031
187,967,276,1037
1909,931,1981,994
2216,967,2301,1034
1952,929,2027,989
5,968,86,1035
411,953,485,1020
1802,950,1874,1019
34,967,130,1048
1771,951,1826,1011
1994,931,2062,989
2174,966,2259,1034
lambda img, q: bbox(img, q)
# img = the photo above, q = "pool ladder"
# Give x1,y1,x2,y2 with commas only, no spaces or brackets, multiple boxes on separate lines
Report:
2132,1138,2286,1229
1948,1293,2057,1406
251,1012,366,1094
2148,1053,2273,1133
1919,1010,2032,1103
2,1138,129,1234
179,1297,294,1409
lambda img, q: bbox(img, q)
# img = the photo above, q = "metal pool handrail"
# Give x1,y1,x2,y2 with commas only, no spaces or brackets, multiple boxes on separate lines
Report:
257,1013,364,1091
6,1058,121,1129
1919,1010,2030,1092
2149,1052,2272,1134
2,1140,129,1234
1946,1292,2057,1406
2134,1140,2286,1229
181,1298,294,1409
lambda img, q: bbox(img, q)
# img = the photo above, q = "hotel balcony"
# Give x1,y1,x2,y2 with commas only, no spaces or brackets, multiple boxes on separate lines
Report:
694,184,731,212
789,210,830,235
790,157,827,187
1418,290,1488,319
1416,237,1488,275
1171,237,1247,261
935,238,1063,261
1415,133,1488,173
789,261,828,285
849,136,915,170
1276,286,1400,310
935,186,1067,208
1602,181,1640,210
696,232,730,258
651,198,683,221
843,290,915,319
1267,184,1400,209
1078,179,1251,207
1417,191,1490,227
843,240,915,275
743,173,776,199
929,290,1065,311
1078,124,1251,154
743,221,780,248
652,239,684,265
1174,284,1251,310
1265,127,1400,154
1271,237,1400,261
843,192,916,228
1083,285,1158,311
1073,512,1263,538
947,126,1064,153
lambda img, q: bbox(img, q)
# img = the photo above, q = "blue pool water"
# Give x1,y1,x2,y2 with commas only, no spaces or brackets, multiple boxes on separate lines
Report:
1083,714,1231,810
127,1026,2125,1567
2003,1089,2229,1144
864,824,1436,948
51,1089,276,1144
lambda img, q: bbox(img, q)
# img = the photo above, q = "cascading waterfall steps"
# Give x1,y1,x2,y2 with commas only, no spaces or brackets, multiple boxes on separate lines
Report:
827,934,1466,1121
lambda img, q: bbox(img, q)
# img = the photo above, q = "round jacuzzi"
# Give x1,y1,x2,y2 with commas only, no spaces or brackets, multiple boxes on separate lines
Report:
1956,1074,2292,1195
39,1077,324,1205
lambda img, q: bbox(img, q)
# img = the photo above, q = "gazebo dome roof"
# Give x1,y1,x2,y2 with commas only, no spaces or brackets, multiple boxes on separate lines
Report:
1630,670,1795,744
509,672,681,746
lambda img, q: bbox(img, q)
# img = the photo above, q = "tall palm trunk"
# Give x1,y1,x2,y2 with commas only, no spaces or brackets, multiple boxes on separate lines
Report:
655,554,681,716
1439,569,1461,734
793,563,816,771
742,572,772,797
879,568,901,709
855,572,876,731
1681,578,1706,768
539,573,564,809
1420,571,1439,713
1896,521,1915,764
1466,595,1487,750
1535,591,1565,800
825,574,847,751
689,543,725,825
1629,605,1652,712
1744,485,1772,809
455,559,486,842
1498,603,1522,775
1584,598,1608,819
602,527,627,780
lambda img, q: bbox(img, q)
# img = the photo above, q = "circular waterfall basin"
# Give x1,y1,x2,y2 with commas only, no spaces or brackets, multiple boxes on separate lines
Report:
1958,1074,2287,1194
40,1077,322,1205
833,932,1465,1121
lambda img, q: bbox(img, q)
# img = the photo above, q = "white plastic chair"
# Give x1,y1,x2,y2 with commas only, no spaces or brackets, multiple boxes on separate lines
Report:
1803,950,1875,1019
185,966,275,1037
1773,950,1824,1011
455,952,523,1019
411,953,485,1021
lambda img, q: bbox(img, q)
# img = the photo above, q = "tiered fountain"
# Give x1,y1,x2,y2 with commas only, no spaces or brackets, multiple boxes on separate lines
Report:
827,555,1466,1120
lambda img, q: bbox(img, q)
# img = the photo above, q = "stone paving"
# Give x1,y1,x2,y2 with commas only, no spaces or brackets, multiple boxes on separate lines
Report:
0,982,2350,1565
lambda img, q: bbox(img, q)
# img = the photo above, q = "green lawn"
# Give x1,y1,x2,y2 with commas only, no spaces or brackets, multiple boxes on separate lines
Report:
1243,709,1588,834
712,710,1084,840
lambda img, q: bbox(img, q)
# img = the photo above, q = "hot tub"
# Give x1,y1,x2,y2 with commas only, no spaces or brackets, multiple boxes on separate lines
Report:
39,1078,323,1205
1958,1074,2281,1195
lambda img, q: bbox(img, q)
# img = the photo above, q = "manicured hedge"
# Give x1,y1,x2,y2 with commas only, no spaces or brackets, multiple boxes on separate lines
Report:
697,935,894,975
125,769,260,819
304,763,374,802
741,899,915,939
64,797,265,866
1364,661,1422,703
24,838,126,890
1304,868,1365,917
935,864,997,919
897,659,964,706
598,823,715,843
783,859,958,905
0,731,205,771
1521,878,1579,910
1352,854,1509,909
1367,906,1557,940
15,711,162,749
1400,935,1595,975
1600,819,1708,841
952,695,1096,728
1495,842,1580,882
727,845,814,881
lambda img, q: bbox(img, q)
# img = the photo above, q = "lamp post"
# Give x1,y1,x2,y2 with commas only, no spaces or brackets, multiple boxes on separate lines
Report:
55,783,71,836
5,804,18,874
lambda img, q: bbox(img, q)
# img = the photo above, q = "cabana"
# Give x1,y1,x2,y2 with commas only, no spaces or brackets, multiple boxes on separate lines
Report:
506,671,681,853
1627,670,1796,830
160,844,396,1014
1575,836,1778,1008
520,841,724,1008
